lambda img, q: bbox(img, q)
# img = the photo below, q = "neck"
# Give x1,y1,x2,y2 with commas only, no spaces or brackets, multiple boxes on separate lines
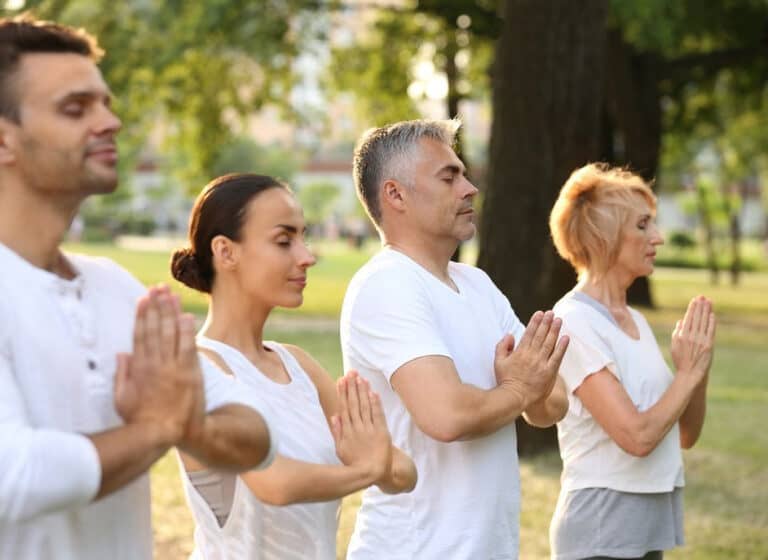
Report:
381,230,458,286
199,282,273,358
577,268,635,309
0,180,82,274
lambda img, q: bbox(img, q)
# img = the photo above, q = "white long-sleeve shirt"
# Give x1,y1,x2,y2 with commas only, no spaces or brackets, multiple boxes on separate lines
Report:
0,243,246,560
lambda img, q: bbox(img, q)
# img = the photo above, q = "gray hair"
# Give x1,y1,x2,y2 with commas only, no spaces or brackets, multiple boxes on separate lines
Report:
352,118,461,226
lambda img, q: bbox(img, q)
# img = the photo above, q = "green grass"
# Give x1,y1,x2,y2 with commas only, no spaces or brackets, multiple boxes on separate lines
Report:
62,241,767,559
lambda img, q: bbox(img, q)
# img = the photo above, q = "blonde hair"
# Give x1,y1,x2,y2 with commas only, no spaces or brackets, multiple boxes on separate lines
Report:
549,163,657,278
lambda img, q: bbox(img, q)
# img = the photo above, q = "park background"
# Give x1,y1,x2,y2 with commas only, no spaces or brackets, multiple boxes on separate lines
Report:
6,0,768,558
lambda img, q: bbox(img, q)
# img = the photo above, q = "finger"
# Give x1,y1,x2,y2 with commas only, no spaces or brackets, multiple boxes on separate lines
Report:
158,293,178,362
143,293,163,361
337,377,353,428
369,390,387,430
357,377,373,425
347,371,363,429
517,311,544,351
547,335,570,370
699,298,712,335
529,310,554,352
705,311,717,342
540,316,562,358
114,352,130,389
178,313,197,367
672,320,682,338
689,296,704,335
132,295,150,350
681,297,697,333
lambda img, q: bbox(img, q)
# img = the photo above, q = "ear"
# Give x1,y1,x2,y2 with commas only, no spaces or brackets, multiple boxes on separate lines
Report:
380,178,407,214
0,117,19,166
210,234,239,271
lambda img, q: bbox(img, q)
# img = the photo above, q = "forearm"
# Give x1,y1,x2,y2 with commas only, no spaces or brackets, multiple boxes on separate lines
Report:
523,376,568,428
179,404,272,471
440,382,529,442
90,422,173,499
375,447,417,494
240,455,377,505
623,373,700,456
679,374,708,448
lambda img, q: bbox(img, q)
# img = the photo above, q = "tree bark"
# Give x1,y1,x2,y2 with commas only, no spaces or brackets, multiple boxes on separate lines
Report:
479,0,608,455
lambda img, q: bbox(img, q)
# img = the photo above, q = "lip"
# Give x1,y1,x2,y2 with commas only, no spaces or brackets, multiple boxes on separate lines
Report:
288,277,307,288
458,208,474,216
86,147,118,164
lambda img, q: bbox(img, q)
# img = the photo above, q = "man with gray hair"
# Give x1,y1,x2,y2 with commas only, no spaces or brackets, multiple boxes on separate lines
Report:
340,119,569,558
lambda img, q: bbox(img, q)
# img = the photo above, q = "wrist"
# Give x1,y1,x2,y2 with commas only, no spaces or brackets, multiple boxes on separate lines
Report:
498,378,533,411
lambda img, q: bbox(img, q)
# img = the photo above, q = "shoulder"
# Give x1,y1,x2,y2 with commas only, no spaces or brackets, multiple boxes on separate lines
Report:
69,253,146,298
343,251,428,314
279,343,332,388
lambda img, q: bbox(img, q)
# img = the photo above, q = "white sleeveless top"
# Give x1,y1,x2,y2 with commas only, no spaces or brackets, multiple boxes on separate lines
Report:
183,337,341,560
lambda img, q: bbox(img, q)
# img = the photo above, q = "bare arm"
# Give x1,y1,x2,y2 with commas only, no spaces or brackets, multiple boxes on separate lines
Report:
391,311,569,442
178,403,272,471
286,345,417,494
576,297,715,457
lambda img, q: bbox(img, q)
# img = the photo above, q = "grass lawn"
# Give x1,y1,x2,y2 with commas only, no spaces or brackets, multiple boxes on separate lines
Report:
65,241,767,559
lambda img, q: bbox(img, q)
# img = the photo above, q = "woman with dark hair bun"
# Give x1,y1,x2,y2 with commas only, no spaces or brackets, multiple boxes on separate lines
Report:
171,173,416,560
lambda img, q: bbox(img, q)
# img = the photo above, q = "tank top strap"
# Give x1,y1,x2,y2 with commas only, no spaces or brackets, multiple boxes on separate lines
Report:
195,336,252,376
263,341,317,393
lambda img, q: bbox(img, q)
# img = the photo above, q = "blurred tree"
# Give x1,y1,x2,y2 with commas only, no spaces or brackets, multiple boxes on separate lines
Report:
297,181,341,227
211,137,303,184
20,0,318,188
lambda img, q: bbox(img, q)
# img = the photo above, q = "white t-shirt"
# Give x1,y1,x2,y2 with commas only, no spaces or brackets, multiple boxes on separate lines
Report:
184,338,340,560
340,248,526,560
0,243,248,560
553,291,685,493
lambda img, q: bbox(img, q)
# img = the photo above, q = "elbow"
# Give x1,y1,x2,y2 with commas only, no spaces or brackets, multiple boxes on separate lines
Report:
616,422,657,458
679,430,700,450
421,419,467,443
251,484,296,506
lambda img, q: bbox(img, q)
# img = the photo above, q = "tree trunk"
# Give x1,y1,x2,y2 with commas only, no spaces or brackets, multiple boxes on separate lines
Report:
479,0,608,455
603,29,663,307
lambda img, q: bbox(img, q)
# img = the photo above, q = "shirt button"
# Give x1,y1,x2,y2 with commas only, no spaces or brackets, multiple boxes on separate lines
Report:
87,359,97,370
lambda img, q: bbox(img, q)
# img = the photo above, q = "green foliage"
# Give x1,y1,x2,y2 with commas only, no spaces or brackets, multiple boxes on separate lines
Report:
668,230,696,249
20,0,319,185
211,137,303,187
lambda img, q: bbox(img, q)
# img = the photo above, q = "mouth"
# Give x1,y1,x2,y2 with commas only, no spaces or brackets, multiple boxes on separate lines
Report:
86,145,118,164
458,208,474,217
288,277,307,288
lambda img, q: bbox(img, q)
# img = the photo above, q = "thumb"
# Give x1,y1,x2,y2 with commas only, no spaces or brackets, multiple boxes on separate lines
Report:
330,414,343,444
496,334,516,359
114,353,131,387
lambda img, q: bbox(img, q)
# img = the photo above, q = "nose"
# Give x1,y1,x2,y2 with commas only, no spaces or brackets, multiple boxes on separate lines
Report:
462,176,479,199
650,223,664,246
297,241,317,268
95,103,122,136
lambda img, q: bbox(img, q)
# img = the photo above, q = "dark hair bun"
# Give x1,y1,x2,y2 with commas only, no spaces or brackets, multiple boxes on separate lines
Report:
170,248,210,293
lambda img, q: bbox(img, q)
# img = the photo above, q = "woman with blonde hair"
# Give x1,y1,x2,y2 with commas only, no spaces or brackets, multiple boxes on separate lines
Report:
548,164,716,560
170,173,416,559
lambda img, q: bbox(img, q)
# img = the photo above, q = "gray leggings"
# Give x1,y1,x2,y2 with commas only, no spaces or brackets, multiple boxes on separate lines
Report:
584,552,663,560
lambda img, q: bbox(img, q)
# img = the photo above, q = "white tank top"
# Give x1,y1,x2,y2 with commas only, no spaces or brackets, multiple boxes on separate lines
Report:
183,337,341,560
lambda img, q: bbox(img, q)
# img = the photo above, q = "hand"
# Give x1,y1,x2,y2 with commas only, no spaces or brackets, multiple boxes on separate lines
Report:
330,371,392,485
114,285,205,446
494,311,570,407
671,296,716,381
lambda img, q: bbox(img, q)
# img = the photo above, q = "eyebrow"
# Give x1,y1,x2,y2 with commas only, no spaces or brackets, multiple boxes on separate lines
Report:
274,224,300,234
57,89,114,105
436,164,465,176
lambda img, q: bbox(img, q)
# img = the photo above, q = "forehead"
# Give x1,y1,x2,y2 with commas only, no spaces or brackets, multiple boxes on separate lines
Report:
415,137,463,174
243,187,303,228
15,52,110,103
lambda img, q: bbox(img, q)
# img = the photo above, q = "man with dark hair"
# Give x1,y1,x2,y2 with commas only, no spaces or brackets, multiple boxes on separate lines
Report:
341,119,569,558
0,15,274,559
